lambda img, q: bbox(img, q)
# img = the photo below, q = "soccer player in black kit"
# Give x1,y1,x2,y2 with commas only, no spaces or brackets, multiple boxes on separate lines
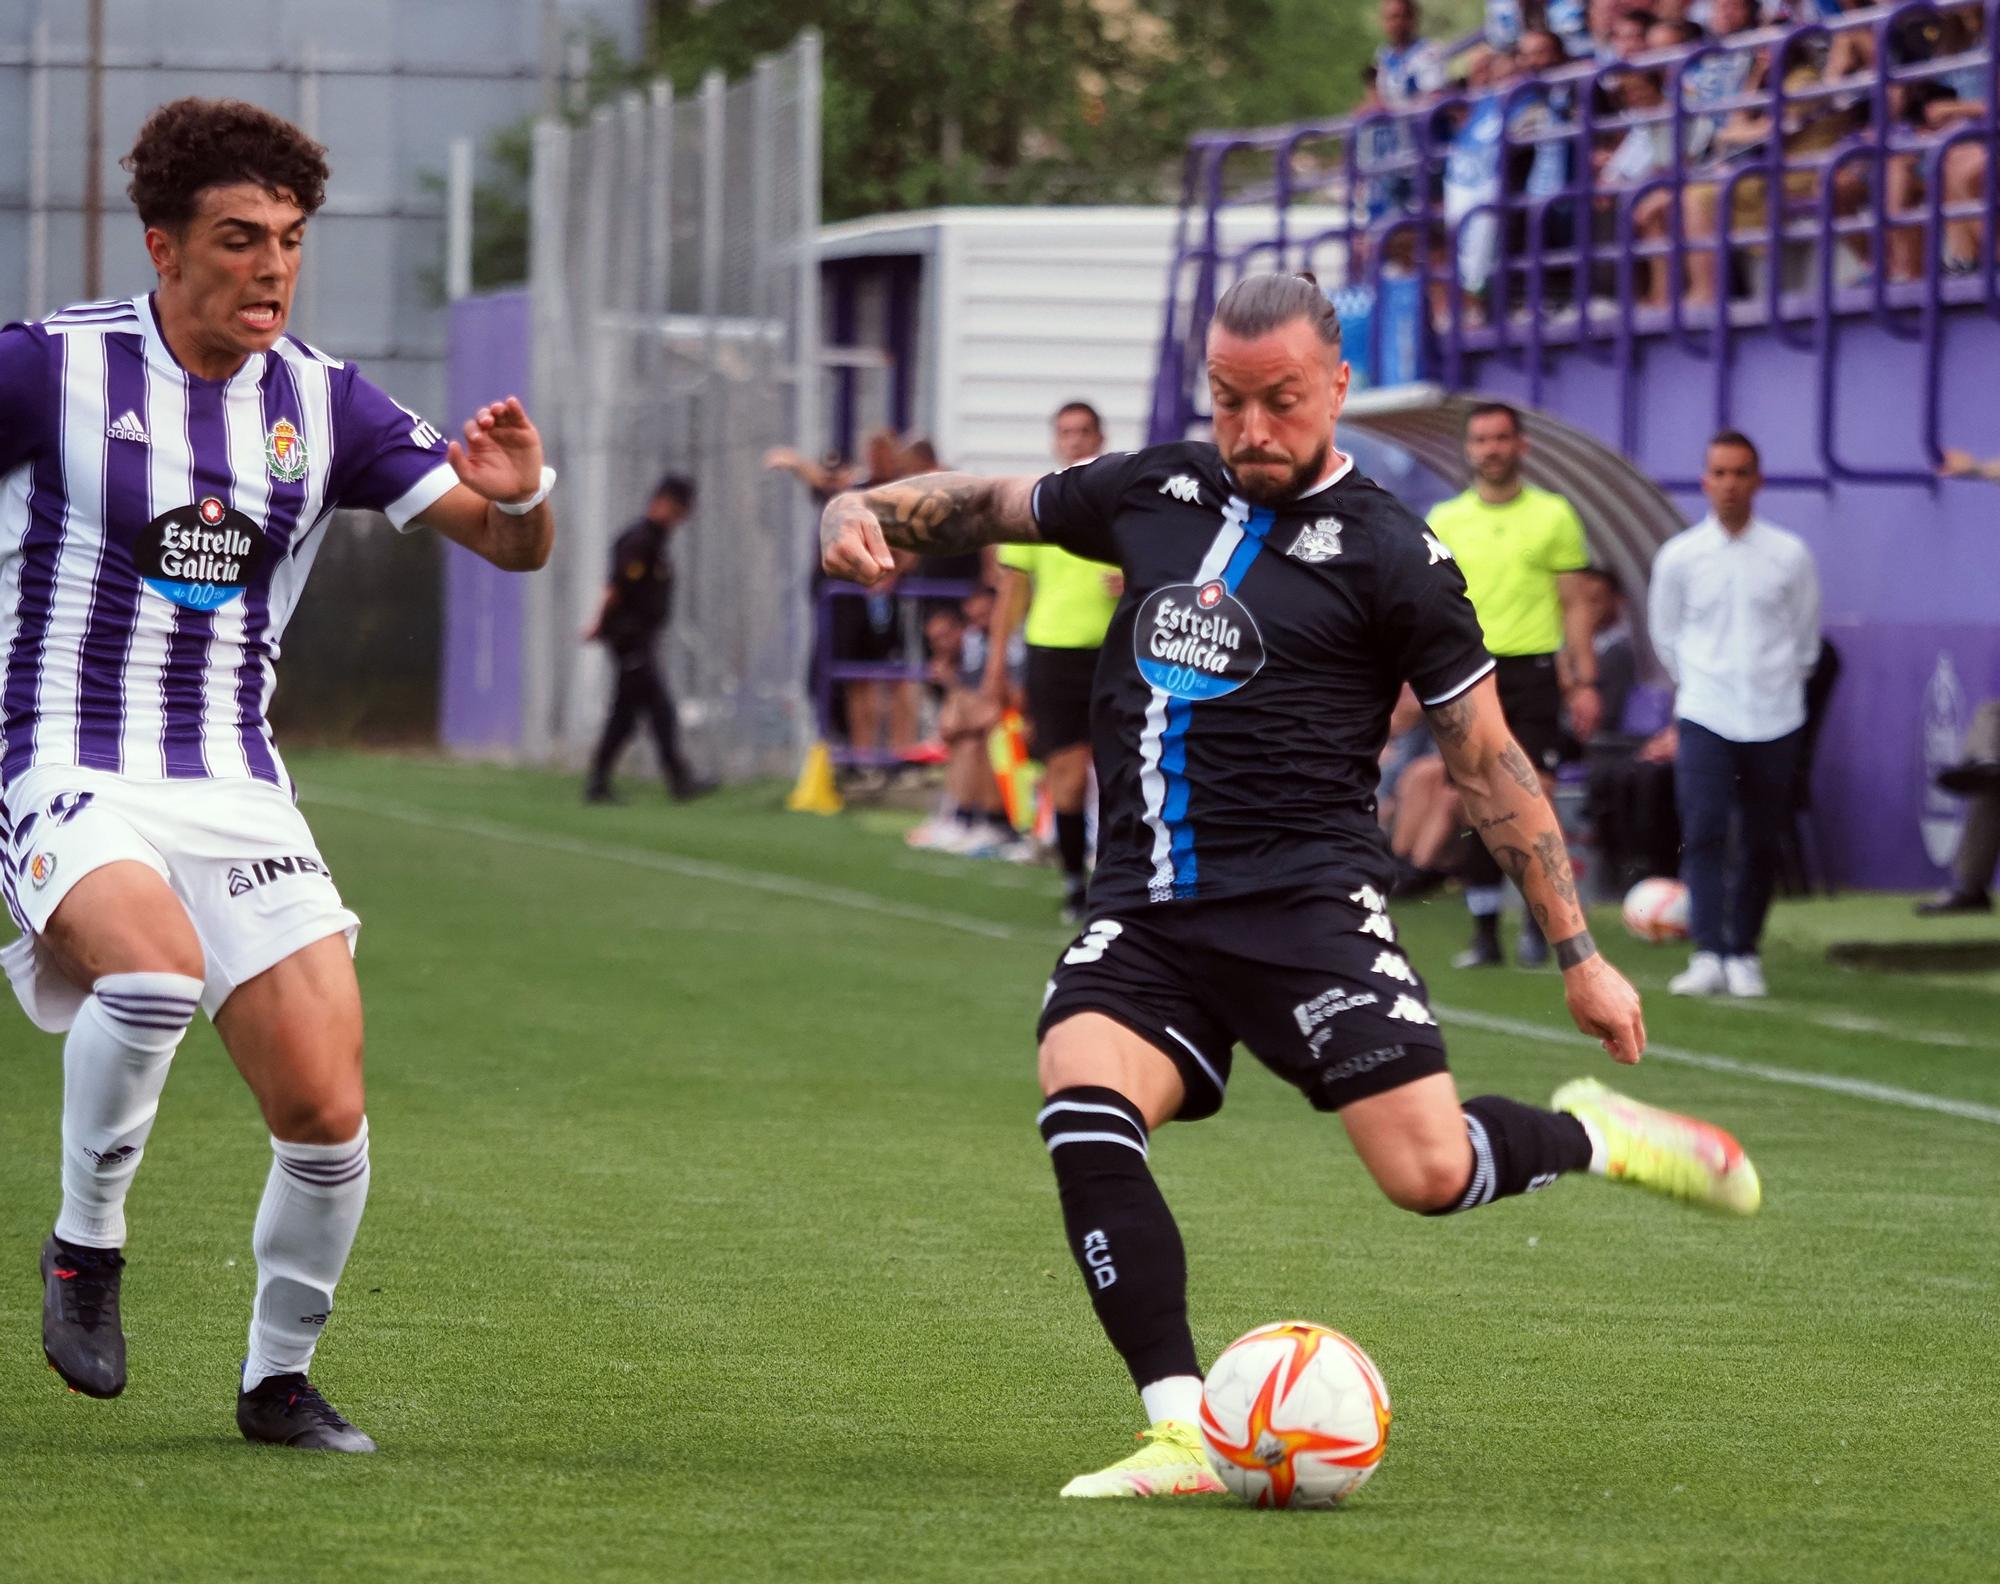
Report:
820,273,1761,1499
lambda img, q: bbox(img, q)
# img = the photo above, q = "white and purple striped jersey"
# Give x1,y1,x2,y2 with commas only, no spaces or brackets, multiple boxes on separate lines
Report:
0,294,456,790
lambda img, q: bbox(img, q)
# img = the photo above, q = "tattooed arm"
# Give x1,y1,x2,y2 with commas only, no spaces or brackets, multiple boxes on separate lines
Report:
819,472,1041,586
1426,675,1647,1064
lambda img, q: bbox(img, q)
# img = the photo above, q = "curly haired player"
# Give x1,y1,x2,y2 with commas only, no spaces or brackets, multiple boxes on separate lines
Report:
0,98,557,1450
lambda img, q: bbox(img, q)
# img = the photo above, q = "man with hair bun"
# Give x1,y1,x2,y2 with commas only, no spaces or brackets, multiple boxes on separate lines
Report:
0,97,557,1450
820,270,1761,1500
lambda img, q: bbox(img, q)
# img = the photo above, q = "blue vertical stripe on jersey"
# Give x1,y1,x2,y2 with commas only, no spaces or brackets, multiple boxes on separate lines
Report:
1156,503,1276,899
77,335,151,772
1,334,70,782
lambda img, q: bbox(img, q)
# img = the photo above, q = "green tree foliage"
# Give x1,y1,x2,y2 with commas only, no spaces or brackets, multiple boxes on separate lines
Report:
455,1,1403,286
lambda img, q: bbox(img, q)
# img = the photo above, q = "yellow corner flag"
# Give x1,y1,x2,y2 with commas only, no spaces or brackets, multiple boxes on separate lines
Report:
786,740,844,815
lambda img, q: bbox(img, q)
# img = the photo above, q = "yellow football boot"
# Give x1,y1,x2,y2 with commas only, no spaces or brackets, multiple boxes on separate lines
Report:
1058,1419,1226,1499
1554,1077,1762,1215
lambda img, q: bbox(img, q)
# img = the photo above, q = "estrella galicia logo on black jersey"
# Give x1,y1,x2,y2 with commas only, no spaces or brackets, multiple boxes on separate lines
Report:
135,498,267,612
1133,580,1267,701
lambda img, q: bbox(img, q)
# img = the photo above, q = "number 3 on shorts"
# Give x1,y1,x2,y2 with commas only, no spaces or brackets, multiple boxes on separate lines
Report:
1062,919,1124,966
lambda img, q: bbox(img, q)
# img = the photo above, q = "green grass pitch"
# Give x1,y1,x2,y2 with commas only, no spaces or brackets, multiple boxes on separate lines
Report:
3,751,1995,1582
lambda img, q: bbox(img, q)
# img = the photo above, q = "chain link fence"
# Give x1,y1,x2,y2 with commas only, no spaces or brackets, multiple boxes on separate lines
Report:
522,32,822,782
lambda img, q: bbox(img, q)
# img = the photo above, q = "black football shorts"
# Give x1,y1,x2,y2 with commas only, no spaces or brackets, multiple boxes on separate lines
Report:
1037,887,1450,1121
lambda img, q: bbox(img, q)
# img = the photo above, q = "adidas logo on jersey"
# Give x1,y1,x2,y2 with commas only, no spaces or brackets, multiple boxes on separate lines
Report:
1159,474,1202,504
105,410,150,444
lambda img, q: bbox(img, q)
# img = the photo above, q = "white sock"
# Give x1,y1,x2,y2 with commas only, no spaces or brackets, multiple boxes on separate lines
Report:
1140,1374,1205,1427
54,972,203,1249
244,1119,371,1391
1575,1114,1609,1175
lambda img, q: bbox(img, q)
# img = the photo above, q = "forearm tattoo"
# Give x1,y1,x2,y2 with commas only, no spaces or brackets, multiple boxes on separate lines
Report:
824,471,1035,560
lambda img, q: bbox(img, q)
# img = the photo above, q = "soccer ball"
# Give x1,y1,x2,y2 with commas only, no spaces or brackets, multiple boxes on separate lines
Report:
1621,876,1691,943
1198,1321,1391,1509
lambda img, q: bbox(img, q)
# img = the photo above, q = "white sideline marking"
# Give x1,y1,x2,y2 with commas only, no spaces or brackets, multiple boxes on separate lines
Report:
1435,1005,2000,1128
302,787,1022,942
303,787,2000,1129
1707,997,1979,1050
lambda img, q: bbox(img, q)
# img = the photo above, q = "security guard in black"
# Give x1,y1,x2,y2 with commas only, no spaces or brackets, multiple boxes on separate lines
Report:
585,474,700,801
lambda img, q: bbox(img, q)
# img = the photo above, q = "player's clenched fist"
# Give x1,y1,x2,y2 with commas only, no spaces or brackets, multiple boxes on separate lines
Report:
819,492,898,586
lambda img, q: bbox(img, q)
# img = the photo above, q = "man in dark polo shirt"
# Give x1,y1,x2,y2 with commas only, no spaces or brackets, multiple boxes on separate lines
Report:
584,474,707,804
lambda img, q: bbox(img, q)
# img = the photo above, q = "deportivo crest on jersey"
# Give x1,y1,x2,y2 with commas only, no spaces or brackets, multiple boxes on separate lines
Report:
1133,581,1267,701
1159,474,1202,504
264,417,308,482
1290,517,1344,562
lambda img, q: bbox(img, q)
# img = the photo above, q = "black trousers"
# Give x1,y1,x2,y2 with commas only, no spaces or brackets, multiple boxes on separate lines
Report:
590,646,692,793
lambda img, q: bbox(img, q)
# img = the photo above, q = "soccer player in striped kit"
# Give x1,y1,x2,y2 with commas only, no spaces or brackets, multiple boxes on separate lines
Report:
0,99,556,1451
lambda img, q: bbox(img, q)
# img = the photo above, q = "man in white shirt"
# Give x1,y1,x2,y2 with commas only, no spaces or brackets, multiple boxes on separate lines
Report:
1648,431,1821,997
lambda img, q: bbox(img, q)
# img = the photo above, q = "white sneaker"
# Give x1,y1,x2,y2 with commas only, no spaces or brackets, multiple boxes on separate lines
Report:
1669,951,1728,996
904,816,956,850
1722,955,1768,998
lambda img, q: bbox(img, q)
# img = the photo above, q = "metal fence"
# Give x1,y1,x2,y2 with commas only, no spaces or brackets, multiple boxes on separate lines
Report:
523,31,822,782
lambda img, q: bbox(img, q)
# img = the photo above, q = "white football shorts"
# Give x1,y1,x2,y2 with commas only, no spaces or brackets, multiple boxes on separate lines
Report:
0,765,359,1033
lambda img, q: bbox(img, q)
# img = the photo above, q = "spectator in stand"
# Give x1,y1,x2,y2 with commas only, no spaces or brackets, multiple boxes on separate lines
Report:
1680,35,1869,305
986,402,1123,921
1510,28,1583,303
1610,7,1660,57
1486,0,1528,50
1880,7,1991,279
1428,403,1601,968
1917,699,2000,915
1548,0,1593,58
1441,48,1524,326
1354,64,1409,233
1587,0,1629,58
1376,0,1449,105
1648,431,1821,998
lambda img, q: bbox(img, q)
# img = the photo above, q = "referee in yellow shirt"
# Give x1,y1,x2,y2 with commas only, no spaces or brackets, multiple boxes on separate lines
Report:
1428,402,1602,968
985,401,1121,921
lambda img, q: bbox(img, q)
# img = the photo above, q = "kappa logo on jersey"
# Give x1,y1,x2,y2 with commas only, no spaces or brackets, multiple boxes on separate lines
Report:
1158,474,1203,504
1386,994,1436,1026
105,409,150,445
1371,950,1419,985
264,417,309,483
1423,530,1454,565
136,501,268,612
1133,582,1267,701
1289,517,1344,563
28,851,56,888
227,855,330,898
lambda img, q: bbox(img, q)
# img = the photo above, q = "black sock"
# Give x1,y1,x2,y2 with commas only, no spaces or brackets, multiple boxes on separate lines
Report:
1429,1096,1593,1215
1470,911,1500,950
1038,1086,1199,1389
1054,811,1088,884
985,810,1016,835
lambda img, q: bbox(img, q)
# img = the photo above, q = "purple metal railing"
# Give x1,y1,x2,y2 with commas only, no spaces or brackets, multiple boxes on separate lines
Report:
1148,0,1999,489
814,577,979,767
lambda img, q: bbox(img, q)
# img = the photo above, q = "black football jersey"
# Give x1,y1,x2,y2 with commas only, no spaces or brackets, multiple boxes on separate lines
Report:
1030,440,1494,910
